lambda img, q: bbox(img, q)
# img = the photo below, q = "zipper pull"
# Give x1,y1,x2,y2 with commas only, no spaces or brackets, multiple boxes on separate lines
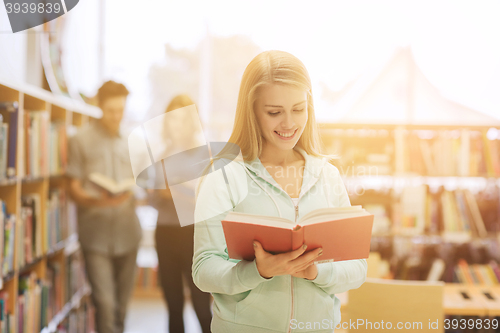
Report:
295,205,299,223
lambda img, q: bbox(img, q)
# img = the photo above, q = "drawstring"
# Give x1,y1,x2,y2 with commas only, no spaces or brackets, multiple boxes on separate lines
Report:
243,167,283,218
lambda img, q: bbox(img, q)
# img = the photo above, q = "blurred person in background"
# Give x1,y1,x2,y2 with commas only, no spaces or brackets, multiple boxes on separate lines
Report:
67,80,142,333
147,94,212,333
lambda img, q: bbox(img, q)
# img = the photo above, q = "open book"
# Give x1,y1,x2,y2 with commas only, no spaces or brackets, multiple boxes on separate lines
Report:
89,172,136,195
221,205,374,263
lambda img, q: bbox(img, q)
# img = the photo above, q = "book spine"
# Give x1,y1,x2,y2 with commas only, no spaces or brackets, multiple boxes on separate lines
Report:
6,106,18,178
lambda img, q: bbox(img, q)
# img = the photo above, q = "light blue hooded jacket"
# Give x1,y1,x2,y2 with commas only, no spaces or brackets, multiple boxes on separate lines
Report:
192,147,367,333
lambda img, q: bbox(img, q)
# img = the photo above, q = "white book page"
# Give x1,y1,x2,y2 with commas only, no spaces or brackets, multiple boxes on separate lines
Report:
89,173,135,194
297,205,364,225
299,210,370,226
223,211,293,229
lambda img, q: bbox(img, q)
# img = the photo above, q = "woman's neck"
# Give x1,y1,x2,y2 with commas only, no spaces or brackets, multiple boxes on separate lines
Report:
259,143,301,167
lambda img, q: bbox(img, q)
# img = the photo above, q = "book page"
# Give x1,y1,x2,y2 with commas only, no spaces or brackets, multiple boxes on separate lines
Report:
89,172,135,194
298,205,365,225
223,211,294,229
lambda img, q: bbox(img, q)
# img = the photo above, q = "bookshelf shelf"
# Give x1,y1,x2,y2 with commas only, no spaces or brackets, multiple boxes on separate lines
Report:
1,81,97,332
40,284,91,333
321,121,500,284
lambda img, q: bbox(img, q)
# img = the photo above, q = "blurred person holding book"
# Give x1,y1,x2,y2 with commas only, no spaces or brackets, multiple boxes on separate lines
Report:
146,94,212,333
67,80,142,333
193,51,367,333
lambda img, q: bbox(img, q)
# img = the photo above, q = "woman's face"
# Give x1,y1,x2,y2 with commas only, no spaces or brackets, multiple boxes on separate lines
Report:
255,84,308,152
163,107,200,149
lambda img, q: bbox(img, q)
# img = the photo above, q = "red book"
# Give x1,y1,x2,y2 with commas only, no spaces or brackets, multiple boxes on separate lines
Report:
222,206,374,263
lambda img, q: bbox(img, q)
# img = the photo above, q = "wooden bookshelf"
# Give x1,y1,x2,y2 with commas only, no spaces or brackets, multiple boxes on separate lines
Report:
320,123,500,285
0,79,100,333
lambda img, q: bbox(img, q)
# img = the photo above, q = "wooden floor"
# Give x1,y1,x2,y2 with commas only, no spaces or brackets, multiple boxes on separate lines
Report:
124,296,347,333
124,297,204,333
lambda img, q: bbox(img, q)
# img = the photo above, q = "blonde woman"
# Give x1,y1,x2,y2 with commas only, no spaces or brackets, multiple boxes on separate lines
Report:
193,51,367,333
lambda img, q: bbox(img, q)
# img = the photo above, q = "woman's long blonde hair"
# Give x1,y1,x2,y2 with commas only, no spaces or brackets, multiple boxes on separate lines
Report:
229,50,331,161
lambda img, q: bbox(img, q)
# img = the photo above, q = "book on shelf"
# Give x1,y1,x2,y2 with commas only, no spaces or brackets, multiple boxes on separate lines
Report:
0,290,14,333
221,205,374,263
1,200,15,277
18,271,45,333
65,252,86,304
0,102,18,178
426,258,446,281
21,194,43,263
88,172,136,196
24,110,50,178
46,261,63,321
46,188,69,251
0,117,8,180
49,121,67,175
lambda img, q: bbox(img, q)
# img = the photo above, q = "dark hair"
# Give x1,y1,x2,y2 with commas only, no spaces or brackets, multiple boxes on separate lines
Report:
97,80,129,105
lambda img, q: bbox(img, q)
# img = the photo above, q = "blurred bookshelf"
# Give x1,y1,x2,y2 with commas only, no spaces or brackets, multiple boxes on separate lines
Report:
320,123,500,286
0,79,100,333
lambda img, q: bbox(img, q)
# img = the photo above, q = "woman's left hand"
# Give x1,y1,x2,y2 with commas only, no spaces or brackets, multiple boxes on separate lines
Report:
291,263,318,280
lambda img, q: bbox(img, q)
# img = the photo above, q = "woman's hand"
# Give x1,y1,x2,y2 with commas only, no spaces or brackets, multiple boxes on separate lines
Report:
291,263,318,280
253,240,323,279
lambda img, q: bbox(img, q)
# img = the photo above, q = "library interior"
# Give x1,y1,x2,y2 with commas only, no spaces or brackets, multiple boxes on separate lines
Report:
1,1,500,333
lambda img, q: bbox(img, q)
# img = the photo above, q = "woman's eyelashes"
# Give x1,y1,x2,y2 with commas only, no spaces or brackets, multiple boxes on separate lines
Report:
267,109,305,116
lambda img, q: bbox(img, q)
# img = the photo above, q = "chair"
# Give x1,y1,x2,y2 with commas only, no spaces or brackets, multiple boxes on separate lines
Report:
346,278,444,333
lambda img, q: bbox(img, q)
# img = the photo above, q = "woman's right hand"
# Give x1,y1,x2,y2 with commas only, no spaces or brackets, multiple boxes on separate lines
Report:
253,240,323,279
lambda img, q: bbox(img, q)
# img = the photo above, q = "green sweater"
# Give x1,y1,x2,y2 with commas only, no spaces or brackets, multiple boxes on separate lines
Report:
193,147,367,333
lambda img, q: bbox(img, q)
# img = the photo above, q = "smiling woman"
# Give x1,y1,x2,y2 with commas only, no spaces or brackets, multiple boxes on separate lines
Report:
192,50,367,333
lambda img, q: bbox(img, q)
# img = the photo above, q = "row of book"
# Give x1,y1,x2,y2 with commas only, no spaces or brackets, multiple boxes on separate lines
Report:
0,102,18,181
393,186,490,241
322,127,500,178
65,252,86,305
135,266,160,290
15,189,74,270
322,129,394,176
396,129,500,177
0,253,87,333
0,101,68,180
55,300,94,333
371,230,500,282
24,111,68,178
453,259,500,285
